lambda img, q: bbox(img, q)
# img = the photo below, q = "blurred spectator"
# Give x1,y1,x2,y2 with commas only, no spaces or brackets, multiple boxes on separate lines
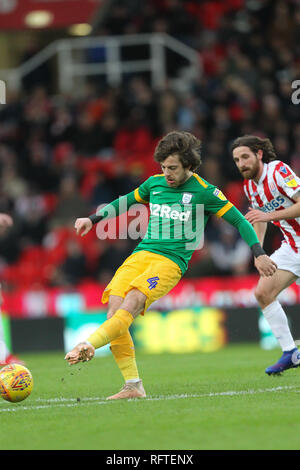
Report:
48,105,75,146
186,218,252,278
14,187,48,246
157,90,179,133
0,156,27,201
51,239,87,287
209,222,252,276
51,176,89,228
97,239,136,284
114,106,154,159
22,140,58,192
72,111,103,157
90,172,116,208
97,112,118,156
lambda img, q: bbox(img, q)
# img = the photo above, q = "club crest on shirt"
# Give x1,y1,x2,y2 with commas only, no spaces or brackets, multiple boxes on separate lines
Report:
269,182,276,194
181,192,193,204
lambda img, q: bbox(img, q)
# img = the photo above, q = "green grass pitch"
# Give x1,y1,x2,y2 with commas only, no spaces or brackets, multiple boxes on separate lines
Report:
1,343,300,450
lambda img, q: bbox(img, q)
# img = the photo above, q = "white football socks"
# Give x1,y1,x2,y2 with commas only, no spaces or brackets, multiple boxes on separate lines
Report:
262,300,296,352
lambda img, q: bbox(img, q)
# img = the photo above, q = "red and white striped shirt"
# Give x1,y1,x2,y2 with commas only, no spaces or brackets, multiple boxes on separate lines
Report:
243,160,300,252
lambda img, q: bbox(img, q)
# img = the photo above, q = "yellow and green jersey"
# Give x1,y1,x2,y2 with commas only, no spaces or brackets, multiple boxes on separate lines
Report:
132,173,233,274
96,172,259,275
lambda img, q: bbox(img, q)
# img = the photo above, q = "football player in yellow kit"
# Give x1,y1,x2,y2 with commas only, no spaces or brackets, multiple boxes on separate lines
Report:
65,131,277,399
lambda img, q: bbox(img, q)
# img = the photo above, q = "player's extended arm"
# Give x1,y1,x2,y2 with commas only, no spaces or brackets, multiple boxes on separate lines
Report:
89,190,141,224
252,221,268,246
221,205,277,277
74,190,146,236
245,194,300,224
222,205,263,253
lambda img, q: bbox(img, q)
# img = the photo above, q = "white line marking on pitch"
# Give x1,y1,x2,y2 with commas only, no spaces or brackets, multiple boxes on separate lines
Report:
0,385,298,413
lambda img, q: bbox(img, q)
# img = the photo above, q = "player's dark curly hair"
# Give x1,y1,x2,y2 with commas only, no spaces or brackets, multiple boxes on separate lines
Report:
231,135,277,163
154,131,202,171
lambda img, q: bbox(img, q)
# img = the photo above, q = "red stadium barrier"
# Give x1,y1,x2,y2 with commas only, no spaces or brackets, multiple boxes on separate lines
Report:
2,274,300,318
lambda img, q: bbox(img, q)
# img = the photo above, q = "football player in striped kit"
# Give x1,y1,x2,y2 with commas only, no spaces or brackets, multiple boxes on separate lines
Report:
232,135,300,375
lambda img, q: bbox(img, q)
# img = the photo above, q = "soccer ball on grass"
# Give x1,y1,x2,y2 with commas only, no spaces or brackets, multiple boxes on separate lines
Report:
0,364,33,403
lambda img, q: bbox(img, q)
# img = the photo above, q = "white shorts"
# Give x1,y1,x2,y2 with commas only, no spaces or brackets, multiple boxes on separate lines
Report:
270,242,300,284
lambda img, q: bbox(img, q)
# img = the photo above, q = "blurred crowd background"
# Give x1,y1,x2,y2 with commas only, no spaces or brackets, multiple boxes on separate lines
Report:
0,0,299,291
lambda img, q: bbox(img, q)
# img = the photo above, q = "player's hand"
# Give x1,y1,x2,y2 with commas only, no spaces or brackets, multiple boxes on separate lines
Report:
65,342,95,365
254,255,277,277
245,208,272,224
74,217,93,237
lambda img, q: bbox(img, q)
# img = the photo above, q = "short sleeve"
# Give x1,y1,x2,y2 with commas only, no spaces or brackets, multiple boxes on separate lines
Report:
274,163,300,200
134,178,151,204
202,186,233,218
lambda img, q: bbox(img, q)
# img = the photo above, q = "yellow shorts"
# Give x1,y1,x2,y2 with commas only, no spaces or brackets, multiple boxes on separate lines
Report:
101,250,182,314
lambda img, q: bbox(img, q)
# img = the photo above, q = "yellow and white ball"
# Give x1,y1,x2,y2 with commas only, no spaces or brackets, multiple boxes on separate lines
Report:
0,364,33,403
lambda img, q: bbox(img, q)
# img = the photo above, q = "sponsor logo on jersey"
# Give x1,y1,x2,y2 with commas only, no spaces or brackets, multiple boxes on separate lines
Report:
286,179,299,188
283,174,299,188
149,203,191,221
261,195,285,212
279,165,288,175
213,188,227,201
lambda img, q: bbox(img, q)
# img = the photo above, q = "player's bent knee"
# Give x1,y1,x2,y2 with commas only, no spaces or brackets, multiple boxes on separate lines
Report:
122,288,147,318
107,295,124,319
254,286,276,308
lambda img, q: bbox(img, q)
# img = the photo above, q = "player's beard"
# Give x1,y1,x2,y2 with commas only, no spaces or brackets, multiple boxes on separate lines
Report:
240,158,260,180
178,171,192,186
166,171,191,187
